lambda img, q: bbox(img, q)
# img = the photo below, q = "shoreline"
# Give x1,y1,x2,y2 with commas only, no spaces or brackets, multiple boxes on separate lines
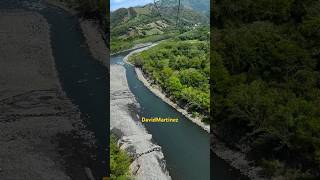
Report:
45,0,109,67
110,42,153,56
79,19,109,66
45,0,77,14
123,43,210,133
211,132,266,180
44,0,77,15
110,64,171,179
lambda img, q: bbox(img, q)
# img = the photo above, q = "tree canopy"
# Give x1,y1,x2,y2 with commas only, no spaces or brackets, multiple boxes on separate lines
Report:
212,0,320,178
130,27,210,119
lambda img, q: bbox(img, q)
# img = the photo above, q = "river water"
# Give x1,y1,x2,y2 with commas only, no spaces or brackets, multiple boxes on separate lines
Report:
41,5,109,179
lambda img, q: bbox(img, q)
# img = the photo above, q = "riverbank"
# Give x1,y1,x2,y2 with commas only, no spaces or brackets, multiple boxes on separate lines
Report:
0,10,97,180
45,0,108,66
111,42,153,56
110,64,171,179
211,132,266,180
80,20,108,66
123,43,210,133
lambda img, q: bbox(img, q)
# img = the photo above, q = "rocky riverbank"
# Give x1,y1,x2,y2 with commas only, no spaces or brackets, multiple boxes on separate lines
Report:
0,10,97,180
110,64,171,180
80,20,108,66
211,132,266,180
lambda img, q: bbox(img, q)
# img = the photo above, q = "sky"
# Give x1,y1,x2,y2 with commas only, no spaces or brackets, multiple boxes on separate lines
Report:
110,0,153,11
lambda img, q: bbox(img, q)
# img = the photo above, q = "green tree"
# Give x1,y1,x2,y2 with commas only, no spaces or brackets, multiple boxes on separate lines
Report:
110,135,132,179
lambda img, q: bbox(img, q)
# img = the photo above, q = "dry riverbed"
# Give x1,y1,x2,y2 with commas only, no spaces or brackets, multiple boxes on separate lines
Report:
0,10,96,180
110,64,171,180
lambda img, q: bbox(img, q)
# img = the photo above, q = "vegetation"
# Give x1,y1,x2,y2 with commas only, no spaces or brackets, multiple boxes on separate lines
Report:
212,0,320,178
110,2,209,53
111,32,177,54
130,27,210,120
110,135,132,179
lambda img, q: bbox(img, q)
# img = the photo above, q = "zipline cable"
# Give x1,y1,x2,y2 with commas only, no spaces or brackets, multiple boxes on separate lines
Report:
176,0,181,27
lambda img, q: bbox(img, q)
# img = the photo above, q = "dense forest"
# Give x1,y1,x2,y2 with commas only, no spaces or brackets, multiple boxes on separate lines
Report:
211,0,320,178
130,27,210,121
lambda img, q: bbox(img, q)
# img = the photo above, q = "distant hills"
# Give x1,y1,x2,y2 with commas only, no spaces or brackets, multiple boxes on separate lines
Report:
110,0,209,53
111,1,209,37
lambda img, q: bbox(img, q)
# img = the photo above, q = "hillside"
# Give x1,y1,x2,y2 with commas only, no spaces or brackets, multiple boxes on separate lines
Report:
110,2,209,53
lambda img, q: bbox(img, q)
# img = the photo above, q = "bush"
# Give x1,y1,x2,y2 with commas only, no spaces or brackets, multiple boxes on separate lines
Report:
110,135,132,179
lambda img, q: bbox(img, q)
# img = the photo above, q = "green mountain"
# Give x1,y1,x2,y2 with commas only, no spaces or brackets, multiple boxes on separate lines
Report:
110,2,209,53
111,4,208,35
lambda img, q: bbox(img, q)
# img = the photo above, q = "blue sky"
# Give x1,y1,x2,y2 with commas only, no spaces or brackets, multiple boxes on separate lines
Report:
111,0,153,11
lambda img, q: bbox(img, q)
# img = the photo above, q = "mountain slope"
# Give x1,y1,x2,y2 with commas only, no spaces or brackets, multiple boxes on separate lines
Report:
110,2,209,53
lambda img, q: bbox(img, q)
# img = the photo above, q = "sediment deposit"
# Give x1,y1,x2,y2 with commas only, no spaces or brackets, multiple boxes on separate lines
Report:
110,64,171,180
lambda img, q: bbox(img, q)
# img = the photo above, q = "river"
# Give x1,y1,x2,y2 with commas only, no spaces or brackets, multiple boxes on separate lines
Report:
41,4,109,179
111,52,251,180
